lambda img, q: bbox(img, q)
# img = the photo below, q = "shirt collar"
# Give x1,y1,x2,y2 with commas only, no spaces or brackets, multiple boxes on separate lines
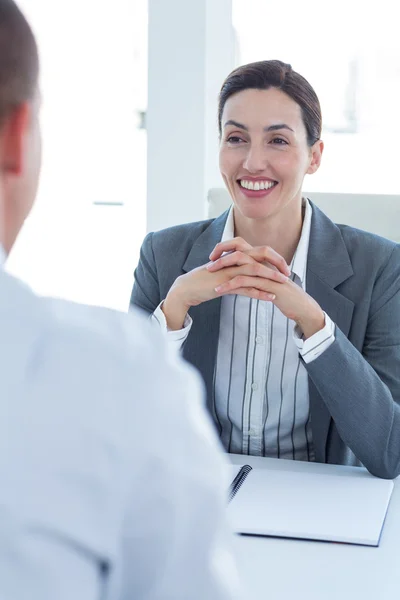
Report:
221,198,312,285
291,198,312,284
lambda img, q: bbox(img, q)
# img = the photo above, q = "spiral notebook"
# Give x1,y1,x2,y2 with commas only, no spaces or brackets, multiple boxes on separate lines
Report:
228,464,253,502
227,463,394,546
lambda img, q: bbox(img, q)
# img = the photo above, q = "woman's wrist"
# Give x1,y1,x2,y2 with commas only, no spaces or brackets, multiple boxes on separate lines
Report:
296,305,325,340
162,290,190,331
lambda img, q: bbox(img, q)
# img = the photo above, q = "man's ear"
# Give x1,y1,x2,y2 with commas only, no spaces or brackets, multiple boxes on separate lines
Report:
306,139,324,175
0,103,30,176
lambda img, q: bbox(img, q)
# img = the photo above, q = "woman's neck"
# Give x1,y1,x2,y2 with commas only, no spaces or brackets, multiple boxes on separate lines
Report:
233,199,304,265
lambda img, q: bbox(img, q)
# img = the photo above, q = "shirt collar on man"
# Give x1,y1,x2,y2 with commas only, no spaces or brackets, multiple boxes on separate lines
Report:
220,197,313,285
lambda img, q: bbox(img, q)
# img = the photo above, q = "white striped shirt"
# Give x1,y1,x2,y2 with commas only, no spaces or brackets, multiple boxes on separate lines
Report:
154,199,335,461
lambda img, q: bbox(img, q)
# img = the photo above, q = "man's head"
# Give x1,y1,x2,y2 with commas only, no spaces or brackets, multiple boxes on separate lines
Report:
0,0,40,255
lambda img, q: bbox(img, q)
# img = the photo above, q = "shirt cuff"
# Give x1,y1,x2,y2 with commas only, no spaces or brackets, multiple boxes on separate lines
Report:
152,301,193,349
293,312,335,364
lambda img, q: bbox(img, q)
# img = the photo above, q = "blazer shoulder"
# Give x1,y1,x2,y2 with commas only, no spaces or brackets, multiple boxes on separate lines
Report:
150,217,215,253
337,223,399,263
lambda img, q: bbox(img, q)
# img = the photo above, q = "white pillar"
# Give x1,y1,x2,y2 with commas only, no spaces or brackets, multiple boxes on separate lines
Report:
147,0,234,232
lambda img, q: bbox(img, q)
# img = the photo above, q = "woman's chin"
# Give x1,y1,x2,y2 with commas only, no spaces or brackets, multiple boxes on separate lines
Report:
233,197,279,221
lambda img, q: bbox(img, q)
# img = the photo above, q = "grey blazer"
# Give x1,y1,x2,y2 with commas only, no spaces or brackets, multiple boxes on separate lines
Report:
131,202,400,479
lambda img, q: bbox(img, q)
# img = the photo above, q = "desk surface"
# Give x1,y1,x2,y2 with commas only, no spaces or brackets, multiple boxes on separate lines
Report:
230,454,399,600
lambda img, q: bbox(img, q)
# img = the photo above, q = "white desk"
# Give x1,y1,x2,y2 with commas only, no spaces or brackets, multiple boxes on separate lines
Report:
230,454,400,599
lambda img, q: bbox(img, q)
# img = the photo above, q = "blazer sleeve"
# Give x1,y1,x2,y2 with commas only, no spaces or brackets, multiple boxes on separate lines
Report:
130,233,161,315
305,244,400,479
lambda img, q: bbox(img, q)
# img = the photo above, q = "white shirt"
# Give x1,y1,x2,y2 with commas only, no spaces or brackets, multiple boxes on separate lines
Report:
0,260,239,600
154,199,335,460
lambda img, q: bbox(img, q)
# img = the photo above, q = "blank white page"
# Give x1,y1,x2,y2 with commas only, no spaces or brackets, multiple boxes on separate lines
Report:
227,466,394,546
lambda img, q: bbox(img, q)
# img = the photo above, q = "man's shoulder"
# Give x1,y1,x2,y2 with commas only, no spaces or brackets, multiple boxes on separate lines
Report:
35,296,207,462
41,297,160,377
0,271,162,392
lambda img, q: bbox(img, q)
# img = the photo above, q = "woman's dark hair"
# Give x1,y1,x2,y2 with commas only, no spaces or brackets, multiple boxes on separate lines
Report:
218,60,321,147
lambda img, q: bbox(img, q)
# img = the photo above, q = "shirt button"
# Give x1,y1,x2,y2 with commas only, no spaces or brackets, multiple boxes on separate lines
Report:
255,336,264,345
249,428,256,436
251,382,258,391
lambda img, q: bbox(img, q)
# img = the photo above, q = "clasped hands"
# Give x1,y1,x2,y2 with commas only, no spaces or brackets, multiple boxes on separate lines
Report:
163,237,325,338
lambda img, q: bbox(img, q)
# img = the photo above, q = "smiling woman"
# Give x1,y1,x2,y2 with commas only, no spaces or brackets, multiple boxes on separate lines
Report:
219,93,322,250
131,59,400,480
218,61,322,245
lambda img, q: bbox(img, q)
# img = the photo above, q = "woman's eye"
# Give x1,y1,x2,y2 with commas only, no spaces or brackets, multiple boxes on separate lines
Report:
226,136,244,144
271,137,288,145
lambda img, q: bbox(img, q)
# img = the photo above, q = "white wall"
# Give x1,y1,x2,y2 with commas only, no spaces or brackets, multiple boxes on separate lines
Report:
7,0,147,311
207,187,400,242
146,0,234,232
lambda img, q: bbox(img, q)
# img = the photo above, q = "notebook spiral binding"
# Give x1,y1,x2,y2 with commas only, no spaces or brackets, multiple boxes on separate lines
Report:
228,465,253,503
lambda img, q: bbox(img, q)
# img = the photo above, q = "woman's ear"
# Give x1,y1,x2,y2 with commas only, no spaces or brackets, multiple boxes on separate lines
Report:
307,139,324,175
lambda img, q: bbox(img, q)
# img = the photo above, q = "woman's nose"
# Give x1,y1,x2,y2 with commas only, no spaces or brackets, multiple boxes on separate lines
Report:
243,145,268,173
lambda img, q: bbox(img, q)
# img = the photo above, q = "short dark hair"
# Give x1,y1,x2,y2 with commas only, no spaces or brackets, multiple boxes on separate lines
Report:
218,60,322,146
0,0,39,125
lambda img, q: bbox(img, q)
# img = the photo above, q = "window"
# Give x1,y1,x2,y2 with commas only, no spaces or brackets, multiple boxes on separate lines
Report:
233,0,400,195
7,0,148,311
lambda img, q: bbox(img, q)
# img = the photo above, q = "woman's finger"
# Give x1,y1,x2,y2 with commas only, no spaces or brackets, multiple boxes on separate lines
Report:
207,251,254,272
209,237,252,261
220,287,276,302
248,246,291,276
210,239,290,276
215,275,279,295
212,262,288,284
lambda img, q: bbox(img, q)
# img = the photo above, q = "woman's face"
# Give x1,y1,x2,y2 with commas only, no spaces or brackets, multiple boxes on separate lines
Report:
219,87,323,222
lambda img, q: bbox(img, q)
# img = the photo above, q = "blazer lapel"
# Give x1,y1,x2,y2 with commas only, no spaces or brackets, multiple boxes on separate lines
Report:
182,210,230,273
306,202,355,461
182,211,230,416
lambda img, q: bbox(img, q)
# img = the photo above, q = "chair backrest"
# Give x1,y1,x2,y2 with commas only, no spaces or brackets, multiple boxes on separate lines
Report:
207,188,400,242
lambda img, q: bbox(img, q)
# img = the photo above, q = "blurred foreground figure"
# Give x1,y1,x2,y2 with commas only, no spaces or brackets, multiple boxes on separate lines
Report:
0,2,240,599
